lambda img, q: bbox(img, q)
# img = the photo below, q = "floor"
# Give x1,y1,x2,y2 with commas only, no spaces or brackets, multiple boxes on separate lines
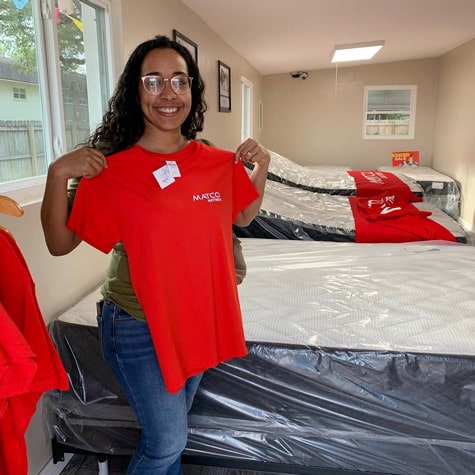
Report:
60,454,293,475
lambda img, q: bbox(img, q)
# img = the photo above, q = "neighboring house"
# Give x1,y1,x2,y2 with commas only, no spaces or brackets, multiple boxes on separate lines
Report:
0,57,41,121
0,57,89,180
0,56,89,125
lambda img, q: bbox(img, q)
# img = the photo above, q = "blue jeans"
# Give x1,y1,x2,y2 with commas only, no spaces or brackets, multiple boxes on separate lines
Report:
98,300,203,475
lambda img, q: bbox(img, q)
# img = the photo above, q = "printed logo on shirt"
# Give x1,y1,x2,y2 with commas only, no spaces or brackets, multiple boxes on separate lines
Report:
193,191,222,203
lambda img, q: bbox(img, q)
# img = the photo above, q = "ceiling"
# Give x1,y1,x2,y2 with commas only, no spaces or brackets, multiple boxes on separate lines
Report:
181,0,475,75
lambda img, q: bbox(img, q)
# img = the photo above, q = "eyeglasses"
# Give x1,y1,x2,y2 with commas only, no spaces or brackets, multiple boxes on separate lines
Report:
140,75,193,95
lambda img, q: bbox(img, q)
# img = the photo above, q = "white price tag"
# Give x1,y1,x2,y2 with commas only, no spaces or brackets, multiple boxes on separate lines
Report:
153,164,176,189
166,161,181,177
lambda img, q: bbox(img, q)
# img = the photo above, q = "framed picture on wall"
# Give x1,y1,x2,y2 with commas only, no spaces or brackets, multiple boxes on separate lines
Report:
218,60,231,112
173,29,198,64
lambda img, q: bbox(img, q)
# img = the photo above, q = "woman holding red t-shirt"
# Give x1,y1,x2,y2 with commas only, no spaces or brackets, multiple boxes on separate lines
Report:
41,35,270,474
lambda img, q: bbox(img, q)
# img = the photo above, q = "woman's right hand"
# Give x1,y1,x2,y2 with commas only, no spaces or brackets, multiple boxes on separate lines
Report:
49,146,108,180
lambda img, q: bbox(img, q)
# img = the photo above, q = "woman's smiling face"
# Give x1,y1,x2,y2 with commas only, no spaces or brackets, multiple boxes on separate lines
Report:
139,48,192,137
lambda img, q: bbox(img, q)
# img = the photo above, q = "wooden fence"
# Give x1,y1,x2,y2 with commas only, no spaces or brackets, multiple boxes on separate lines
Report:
0,120,90,182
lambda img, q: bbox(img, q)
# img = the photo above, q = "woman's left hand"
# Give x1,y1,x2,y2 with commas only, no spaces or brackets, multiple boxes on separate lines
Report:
235,138,271,167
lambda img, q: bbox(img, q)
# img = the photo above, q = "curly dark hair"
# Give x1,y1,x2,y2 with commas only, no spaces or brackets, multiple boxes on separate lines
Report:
88,35,207,153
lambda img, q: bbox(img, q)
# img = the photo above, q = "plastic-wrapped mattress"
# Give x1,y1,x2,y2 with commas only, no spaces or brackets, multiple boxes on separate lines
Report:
378,166,461,219
45,239,475,474
234,178,468,243
261,150,460,219
262,150,424,196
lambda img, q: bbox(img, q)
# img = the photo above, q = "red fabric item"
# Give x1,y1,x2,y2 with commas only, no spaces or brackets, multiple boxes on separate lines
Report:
349,197,457,243
67,141,259,393
0,229,69,475
356,194,429,221
0,303,37,407
348,170,417,199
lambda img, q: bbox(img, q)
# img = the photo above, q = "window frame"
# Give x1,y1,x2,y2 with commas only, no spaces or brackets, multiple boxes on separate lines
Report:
0,0,122,207
241,76,253,142
363,85,417,140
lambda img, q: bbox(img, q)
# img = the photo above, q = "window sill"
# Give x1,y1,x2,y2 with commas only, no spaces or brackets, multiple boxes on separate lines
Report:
0,176,46,208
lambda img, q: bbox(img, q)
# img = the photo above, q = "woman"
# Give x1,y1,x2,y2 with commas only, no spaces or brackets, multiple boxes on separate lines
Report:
41,35,270,474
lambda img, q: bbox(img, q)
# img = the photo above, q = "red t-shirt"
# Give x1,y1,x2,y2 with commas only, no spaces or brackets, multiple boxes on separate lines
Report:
67,141,259,392
0,229,69,475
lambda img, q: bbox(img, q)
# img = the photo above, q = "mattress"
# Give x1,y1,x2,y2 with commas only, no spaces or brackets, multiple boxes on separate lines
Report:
262,150,423,196
378,166,461,218
239,239,475,353
46,239,475,474
235,178,467,243
54,239,475,354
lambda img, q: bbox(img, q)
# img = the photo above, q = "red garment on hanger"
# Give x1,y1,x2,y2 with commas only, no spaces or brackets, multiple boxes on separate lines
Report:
0,229,69,475
0,302,37,414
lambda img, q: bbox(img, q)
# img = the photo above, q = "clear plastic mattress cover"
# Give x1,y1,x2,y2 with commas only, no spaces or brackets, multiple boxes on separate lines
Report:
378,166,461,219
265,149,423,195
264,150,459,219
249,177,467,242
239,239,475,354
45,240,475,474
53,239,475,353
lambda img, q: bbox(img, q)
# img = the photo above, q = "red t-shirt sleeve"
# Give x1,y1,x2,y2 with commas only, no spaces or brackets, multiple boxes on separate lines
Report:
67,174,120,254
232,161,259,221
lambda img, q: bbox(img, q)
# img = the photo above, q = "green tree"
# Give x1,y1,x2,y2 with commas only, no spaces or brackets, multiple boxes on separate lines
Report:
0,0,36,73
0,0,85,74
57,1,86,72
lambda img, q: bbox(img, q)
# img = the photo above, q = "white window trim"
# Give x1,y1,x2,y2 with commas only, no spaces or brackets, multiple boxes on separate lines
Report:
363,85,417,140
0,0,122,208
241,76,253,142
258,100,263,131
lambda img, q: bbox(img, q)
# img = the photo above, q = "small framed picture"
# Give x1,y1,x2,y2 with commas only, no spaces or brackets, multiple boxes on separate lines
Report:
218,60,231,113
173,29,198,64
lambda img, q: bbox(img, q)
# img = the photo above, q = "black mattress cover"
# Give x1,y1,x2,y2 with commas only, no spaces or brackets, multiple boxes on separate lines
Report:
45,319,475,475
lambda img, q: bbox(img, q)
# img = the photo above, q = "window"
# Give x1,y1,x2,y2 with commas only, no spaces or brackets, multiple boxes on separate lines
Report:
241,76,253,142
13,87,27,100
0,0,119,203
363,85,417,139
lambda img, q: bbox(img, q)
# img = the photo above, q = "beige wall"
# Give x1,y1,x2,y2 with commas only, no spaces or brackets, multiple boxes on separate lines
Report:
261,58,439,169
432,38,475,231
